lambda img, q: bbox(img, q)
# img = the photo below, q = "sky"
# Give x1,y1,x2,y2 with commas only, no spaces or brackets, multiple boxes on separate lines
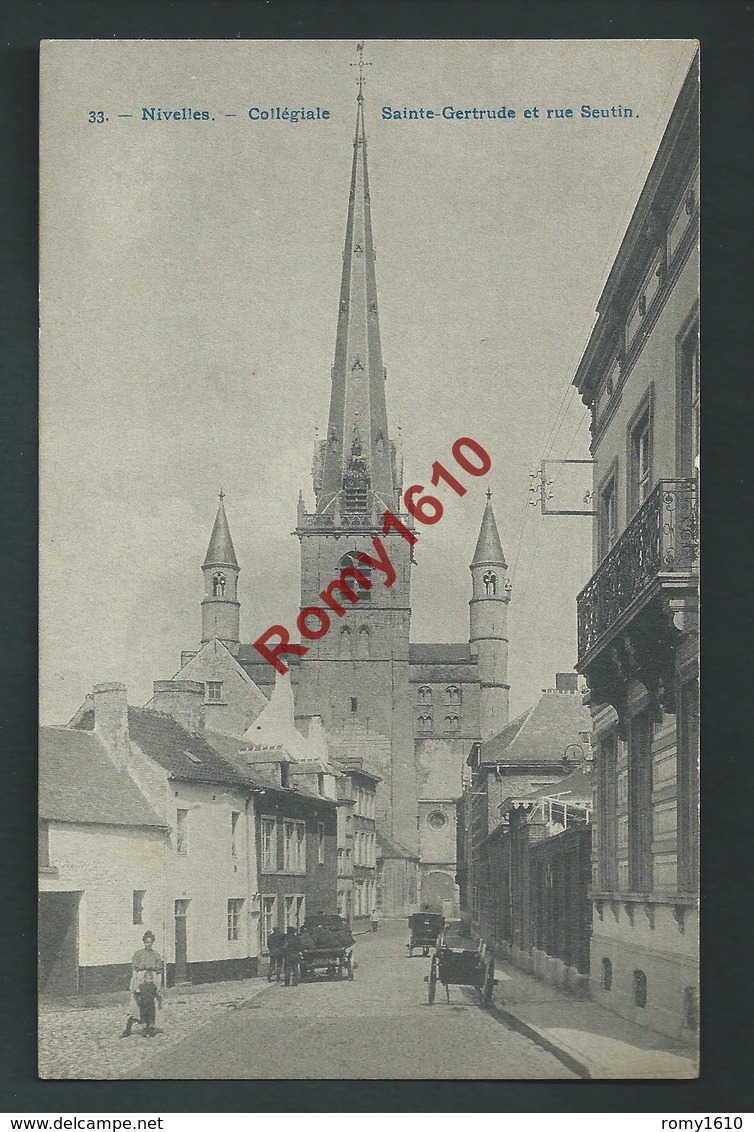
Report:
39,38,697,725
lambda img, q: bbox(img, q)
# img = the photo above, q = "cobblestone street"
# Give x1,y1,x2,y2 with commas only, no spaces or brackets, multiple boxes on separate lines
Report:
39,974,275,1079
40,924,575,1079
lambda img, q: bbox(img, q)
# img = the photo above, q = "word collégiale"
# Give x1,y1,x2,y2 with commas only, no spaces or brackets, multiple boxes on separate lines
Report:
253,437,491,673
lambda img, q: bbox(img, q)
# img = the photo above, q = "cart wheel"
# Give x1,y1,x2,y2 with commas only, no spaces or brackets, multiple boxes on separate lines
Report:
482,955,495,1008
428,956,437,1005
346,956,354,981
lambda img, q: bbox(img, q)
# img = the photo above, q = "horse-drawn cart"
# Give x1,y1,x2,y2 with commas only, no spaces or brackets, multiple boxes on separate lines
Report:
426,933,496,1007
407,911,445,957
298,914,355,982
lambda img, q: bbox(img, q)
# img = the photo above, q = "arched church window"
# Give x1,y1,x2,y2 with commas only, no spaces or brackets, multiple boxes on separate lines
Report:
444,686,460,705
212,571,227,597
482,571,498,596
418,686,433,705
339,551,371,603
444,713,460,733
340,626,352,659
357,627,371,660
418,714,433,734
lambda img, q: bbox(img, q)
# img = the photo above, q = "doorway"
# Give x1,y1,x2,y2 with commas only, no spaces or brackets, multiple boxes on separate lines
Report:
39,891,80,996
174,899,190,983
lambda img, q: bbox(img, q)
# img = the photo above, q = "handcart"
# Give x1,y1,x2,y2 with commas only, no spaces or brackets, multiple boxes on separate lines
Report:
425,932,496,1007
407,911,445,957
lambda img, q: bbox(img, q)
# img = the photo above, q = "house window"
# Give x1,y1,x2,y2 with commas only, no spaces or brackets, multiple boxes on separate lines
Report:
679,323,700,477
231,810,240,858
284,894,305,931
629,401,653,513
280,762,290,788
261,816,277,872
317,772,325,796
598,731,618,891
38,821,50,869
677,679,699,894
599,473,618,560
261,896,277,951
318,822,325,865
176,809,188,855
627,710,653,892
133,890,145,926
207,681,223,702
227,898,244,942
284,819,306,873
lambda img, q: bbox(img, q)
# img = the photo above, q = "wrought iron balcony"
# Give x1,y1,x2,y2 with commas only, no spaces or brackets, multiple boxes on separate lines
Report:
577,479,698,663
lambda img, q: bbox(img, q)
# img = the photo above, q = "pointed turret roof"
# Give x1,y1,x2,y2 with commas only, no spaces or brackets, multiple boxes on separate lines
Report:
472,492,507,566
315,85,397,517
203,492,238,567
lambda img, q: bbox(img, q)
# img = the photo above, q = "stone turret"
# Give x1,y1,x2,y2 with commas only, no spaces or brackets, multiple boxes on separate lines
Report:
201,491,241,655
469,491,511,739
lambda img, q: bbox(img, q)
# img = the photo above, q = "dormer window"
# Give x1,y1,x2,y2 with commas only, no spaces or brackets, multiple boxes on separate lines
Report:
280,763,290,789
212,571,227,597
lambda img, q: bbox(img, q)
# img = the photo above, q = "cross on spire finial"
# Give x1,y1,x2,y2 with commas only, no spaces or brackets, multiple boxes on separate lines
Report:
486,488,492,500
219,487,225,502
350,41,372,101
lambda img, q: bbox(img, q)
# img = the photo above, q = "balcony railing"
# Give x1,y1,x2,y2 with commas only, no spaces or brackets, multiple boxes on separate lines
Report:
577,479,698,661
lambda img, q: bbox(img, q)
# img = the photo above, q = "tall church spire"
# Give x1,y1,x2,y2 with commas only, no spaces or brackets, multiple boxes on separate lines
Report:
314,57,397,519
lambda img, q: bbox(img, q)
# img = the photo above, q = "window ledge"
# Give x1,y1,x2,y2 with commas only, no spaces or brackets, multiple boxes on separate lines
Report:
39,866,58,876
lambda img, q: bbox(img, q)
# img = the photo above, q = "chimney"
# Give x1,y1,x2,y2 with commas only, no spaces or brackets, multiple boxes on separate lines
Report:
152,680,206,733
93,682,130,760
555,672,578,694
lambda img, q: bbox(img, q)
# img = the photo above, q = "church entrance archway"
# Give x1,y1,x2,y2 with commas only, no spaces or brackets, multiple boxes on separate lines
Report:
420,871,455,917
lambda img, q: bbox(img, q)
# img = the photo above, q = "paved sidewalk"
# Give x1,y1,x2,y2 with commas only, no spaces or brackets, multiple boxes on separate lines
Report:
39,976,275,1080
490,961,698,1079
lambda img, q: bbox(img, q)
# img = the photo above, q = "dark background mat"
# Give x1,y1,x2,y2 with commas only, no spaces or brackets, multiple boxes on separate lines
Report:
1,0,751,1113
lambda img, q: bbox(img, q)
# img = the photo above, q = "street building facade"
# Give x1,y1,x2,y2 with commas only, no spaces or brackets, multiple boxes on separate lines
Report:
333,758,380,923
573,57,699,1041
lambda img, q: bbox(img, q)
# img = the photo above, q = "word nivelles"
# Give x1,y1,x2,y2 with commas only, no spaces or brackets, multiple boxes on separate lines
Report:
253,437,491,673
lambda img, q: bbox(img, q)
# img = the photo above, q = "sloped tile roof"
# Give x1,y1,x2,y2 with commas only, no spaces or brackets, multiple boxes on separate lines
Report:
40,728,167,828
75,707,251,788
377,830,419,860
480,692,592,765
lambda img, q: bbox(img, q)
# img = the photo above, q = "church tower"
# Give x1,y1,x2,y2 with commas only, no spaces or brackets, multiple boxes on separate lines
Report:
201,491,241,655
295,64,418,854
469,491,510,739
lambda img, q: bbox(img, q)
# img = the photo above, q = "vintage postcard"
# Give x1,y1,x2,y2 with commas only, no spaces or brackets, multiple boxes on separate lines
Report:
39,39,699,1080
